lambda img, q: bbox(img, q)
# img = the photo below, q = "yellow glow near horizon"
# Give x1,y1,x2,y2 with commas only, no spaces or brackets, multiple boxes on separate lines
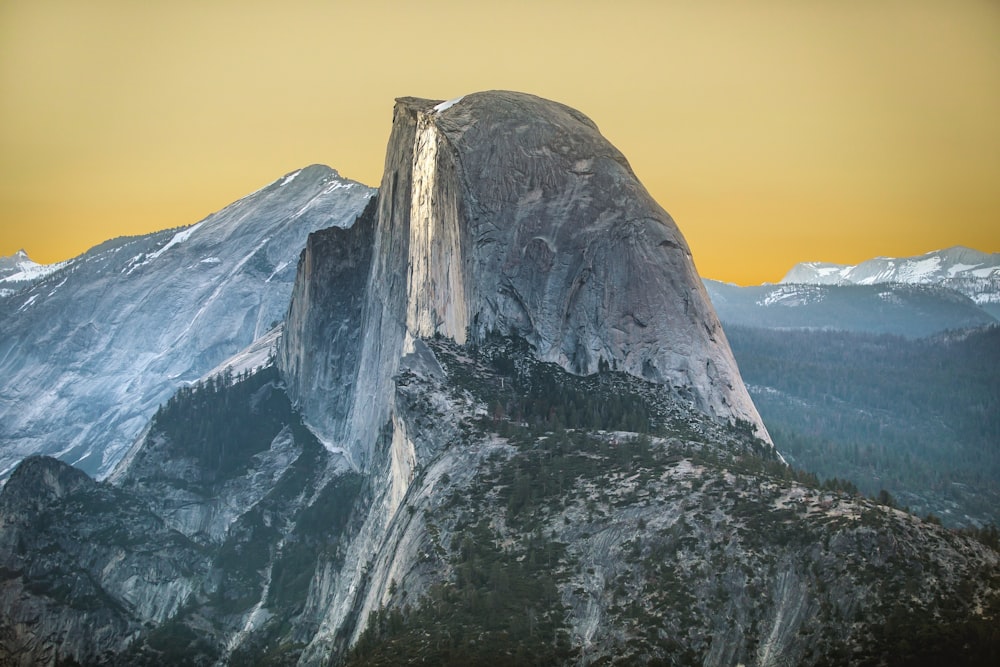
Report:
1,0,998,284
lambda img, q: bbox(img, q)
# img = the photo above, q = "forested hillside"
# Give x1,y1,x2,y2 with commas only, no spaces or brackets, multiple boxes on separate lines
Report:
725,325,1000,526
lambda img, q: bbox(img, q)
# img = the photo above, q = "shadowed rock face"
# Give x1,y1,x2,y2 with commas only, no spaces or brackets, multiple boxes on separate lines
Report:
0,457,207,665
278,198,378,468
281,91,770,466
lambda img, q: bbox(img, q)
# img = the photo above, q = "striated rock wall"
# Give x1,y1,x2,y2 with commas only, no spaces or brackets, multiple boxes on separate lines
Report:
427,91,766,437
279,197,378,468
280,91,771,478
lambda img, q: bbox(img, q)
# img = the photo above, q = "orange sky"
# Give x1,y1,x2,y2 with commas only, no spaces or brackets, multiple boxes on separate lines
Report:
1,0,998,284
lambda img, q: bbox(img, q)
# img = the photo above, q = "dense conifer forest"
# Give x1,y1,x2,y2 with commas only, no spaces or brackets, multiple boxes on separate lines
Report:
725,325,1000,526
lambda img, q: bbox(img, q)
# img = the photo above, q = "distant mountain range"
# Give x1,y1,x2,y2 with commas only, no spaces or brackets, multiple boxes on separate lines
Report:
705,246,999,337
782,246,1000,319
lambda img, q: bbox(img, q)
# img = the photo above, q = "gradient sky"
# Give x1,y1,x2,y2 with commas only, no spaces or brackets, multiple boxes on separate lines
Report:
1,0,998,284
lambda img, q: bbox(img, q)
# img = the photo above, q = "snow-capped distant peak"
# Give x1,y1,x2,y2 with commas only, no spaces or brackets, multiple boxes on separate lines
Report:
782,246,998,285
0,249,68,286
777,246,1000,309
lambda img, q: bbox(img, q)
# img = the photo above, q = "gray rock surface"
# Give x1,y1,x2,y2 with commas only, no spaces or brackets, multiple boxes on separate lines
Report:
0,456,207,666
281,91,770,473
0,165,373,479
278,198,378,469
4,92,997,666
1,333,998,666
417,92,766,436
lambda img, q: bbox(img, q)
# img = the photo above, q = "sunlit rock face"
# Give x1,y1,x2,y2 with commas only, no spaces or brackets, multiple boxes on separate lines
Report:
424,92,762,434
281,91,769,470
275,89,783,656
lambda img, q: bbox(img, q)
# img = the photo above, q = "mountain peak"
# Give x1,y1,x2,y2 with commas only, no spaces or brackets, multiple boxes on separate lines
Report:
0,165,374,480
782,246,1000,283
280,90,772,467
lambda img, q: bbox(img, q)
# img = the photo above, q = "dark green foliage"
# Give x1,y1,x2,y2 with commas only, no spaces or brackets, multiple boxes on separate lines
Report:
127,368,366,664
856,570,1000,667
725,325,1000,525
345,443,581,666
345,351,725,667
152,366,289,482
464,334,652,433
347,514,577,667
429,333,775,461
959,524,1000,552
132,616,219,666
268,473,363,611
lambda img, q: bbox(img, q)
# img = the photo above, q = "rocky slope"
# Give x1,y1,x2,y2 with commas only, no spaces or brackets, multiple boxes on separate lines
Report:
0,455,208,665
1,339,997,666
0,165,373,479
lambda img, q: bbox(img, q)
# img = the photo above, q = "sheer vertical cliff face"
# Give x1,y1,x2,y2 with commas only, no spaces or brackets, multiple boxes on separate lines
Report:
5,93,999,665
405,107,469,344
281,91,769,468
278,198,377,466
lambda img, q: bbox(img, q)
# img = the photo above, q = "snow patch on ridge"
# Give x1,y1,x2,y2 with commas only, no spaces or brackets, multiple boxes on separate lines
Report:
146,223,203,262
1,259,68,285
972,267,998,278
124,223,204,275
265,261,289,283
948,263,982,277
16,294,39,312
280,169,302,186
433,96,464,113
896,256,941,283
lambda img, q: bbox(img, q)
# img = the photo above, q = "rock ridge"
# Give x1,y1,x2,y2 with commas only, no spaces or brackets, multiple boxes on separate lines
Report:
281,90,771,471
